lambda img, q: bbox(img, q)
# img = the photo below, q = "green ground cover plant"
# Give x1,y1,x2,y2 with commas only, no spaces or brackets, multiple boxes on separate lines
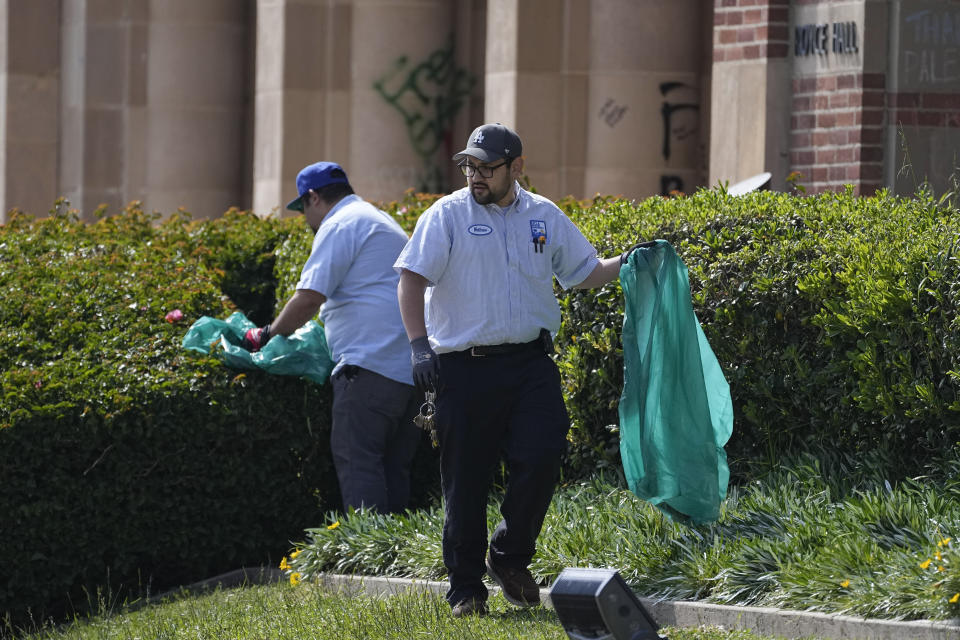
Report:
286,447,960,622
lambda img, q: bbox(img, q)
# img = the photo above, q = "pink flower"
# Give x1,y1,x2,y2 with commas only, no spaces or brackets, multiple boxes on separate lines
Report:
165,309,184,323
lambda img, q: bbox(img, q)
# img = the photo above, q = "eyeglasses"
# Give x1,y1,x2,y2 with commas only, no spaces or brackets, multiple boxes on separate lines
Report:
458,160,509,178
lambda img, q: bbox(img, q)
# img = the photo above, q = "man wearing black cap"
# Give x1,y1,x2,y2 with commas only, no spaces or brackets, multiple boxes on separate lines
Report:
243,161,421,514
395,124,638,617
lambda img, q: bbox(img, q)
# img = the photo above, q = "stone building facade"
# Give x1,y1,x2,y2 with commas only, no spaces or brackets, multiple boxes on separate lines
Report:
0,0,957,221
712,0,960,196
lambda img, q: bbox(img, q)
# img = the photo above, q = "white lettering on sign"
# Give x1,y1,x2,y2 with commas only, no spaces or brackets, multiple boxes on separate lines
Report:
901,9,960,87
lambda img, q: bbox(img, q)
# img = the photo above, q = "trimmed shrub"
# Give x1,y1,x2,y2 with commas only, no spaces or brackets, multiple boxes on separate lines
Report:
0,204,337,628
555,188,960,475
273,185,960,477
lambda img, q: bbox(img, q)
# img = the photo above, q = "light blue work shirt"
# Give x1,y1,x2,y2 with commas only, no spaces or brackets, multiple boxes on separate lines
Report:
394,183,599,353
297,194,412,385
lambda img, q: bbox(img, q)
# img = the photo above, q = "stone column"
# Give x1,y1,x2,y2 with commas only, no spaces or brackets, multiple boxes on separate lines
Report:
486,0,709,201
350,0,474,199
254,0,482,214
142,0,252,217
709,0,791,190
0,0,60,220
59,0,146,218
584,0,709,198
60,0,252,219
254,0,337,215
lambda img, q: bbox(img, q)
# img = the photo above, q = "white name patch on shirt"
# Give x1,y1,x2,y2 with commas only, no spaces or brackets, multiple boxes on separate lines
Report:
468,224,492,236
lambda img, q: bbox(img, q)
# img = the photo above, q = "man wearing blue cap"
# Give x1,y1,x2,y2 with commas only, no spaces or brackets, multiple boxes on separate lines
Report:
395,124,640,617
243,161,421,514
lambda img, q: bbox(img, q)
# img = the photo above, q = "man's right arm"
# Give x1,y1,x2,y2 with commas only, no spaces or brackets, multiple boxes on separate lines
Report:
398,269,429,340
398,269,439,391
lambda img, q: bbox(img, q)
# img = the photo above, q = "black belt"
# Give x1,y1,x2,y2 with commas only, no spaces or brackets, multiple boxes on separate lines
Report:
457,329,553,358
466,340,540,357
332,364,361,381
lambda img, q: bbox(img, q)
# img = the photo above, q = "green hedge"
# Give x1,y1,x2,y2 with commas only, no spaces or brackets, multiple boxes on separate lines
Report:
555,188,960,475
2,187,959,628
0,204,339,628
277,186,960,474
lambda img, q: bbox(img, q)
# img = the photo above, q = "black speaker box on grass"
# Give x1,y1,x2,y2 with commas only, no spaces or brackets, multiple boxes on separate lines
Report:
549,568,663,640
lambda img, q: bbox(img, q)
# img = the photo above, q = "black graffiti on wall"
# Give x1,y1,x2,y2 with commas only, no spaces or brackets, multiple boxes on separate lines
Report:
374,36,475,191
661,175,684,196
659,82,699,162
599,98,628,127
658,82,699,195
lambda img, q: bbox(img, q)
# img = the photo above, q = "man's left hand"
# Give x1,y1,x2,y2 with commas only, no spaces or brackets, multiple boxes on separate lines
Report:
241,324,271,352
620,240,658,265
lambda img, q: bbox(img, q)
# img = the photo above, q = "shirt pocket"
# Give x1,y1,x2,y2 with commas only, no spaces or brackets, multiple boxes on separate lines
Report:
519,237,554,281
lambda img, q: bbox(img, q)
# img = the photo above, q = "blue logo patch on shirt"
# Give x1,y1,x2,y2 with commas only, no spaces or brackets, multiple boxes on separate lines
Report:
529,220,547,242
468,224,493,236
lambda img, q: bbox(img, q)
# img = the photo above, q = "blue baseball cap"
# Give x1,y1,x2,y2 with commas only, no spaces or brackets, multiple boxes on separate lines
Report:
286,161,351,212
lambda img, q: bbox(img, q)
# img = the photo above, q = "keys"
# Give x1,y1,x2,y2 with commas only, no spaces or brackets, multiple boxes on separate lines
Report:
413,390,438,448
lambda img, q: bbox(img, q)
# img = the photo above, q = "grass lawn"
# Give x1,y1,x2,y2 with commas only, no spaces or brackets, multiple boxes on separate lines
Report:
15,583,822,640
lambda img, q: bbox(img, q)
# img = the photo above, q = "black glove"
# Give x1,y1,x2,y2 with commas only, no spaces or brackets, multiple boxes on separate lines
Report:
241,324,271,352
410,336,439,392
620,240,658,265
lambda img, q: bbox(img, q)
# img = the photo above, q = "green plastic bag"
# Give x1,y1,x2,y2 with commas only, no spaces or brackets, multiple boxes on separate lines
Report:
182,311,335,385
618,240,733,525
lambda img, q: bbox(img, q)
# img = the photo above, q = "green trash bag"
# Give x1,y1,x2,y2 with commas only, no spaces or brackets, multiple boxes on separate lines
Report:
618,240,733,525
182,311,335,385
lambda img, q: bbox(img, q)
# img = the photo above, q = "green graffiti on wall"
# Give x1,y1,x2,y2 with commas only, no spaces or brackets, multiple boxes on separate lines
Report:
374,36,476,192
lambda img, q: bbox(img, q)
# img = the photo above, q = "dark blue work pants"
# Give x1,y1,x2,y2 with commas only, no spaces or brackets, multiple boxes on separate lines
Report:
435,347,570,605
330,366,421,514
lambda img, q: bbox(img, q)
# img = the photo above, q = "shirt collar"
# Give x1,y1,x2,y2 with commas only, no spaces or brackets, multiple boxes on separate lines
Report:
323,194,361,225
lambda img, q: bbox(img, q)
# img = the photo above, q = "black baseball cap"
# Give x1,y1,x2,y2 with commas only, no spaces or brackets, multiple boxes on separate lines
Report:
453,123,523,163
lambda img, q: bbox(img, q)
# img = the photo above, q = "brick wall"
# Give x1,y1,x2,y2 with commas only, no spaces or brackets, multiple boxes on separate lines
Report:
889,92,960,129
713,0,790,62
790,72,886,195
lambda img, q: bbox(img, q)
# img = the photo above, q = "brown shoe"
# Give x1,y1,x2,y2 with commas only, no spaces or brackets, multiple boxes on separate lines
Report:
485,555,541,607
451,597,488,618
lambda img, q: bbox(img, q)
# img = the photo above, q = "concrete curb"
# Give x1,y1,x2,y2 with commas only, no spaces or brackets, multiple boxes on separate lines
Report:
174,568,960,640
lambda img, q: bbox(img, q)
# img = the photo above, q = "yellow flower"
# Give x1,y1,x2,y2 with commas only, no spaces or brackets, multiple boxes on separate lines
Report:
290,549,301,559
936,552,943,561
939,538,952,547
950,593,960,604
289,572,301,586
279,557,290,570
840,580,850,588
938,566,945,573
920,559,932,569
327,521,340,530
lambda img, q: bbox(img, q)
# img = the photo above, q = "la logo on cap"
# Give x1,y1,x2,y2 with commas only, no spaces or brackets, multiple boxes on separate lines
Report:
473,131,485,145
